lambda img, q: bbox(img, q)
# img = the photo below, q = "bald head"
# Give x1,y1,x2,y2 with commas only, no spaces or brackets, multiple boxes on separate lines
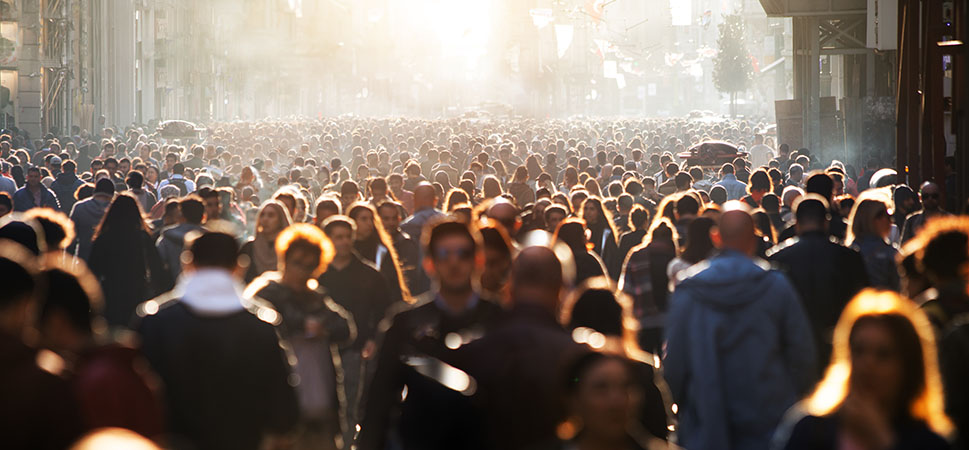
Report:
510,246,563,314
487,200,520,236
718,208,757,256
413,183,438,211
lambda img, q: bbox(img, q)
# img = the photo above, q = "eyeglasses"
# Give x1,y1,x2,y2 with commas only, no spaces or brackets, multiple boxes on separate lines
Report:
433,247,475,261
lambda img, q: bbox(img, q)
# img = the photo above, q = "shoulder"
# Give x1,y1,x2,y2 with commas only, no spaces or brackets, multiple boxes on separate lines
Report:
240,296,283,327
135,291,183,320
766,237,800,258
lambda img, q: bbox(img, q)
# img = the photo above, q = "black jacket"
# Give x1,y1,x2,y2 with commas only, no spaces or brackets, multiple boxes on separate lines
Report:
767,231,870,373
319,254,396,348
136,292,299,450
250,275,355,443
358,294,503,450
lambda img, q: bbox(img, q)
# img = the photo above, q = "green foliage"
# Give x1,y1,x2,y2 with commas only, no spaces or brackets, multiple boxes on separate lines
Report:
713,14,753,95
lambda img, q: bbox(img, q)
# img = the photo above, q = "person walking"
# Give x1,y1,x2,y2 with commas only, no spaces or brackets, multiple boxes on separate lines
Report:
88,194,171,328
664,205,817,450
136,231,299,450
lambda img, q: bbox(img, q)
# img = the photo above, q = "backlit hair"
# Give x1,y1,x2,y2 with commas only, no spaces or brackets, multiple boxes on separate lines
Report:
805,290,952,436
275,223,334,278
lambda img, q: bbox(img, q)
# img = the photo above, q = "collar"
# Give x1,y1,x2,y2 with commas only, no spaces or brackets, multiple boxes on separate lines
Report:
434,292,480,316
176,268,246,316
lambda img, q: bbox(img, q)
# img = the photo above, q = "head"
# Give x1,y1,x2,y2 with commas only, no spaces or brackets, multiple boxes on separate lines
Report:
715,204,757,256
563,352,643,442
36,263,103,353
0,249,38,336
509,245,564,314
805,290,951,436
920,181,942,211
423,219,483,294
544,204,568,234
93,194,148,240
413,182,439,211
276,224,334,283
377,201,404,233
185,231,239,272
322,216,356,258
847,197,893,244
26,167,42,188
257,200,292,236
793,194,831,235
178,196,205,225
479,222,514,297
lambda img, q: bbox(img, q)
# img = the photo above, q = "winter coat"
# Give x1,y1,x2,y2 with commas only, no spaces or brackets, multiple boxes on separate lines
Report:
50,172,83,213
664,250,816,450
13,185,60,212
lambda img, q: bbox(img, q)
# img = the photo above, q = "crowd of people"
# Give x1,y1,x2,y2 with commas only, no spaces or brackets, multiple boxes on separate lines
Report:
0,116,967,450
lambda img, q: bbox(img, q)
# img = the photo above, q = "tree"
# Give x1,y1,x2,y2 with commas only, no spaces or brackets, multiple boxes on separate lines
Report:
713,14,754,117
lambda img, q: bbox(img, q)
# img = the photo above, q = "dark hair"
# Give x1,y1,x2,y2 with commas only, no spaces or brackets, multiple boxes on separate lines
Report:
322,215,356,237
424,219,481,258
179,196,205,224
555,218,590,254
188,232,239,269
0,192,11,211
761,193,781,213
748,169,771,192
674,172,694,190
681,217,716,264
710,185,727,205
93,194,149,241
125,170,144,189
563,287,624,336
805,172,834,199
629,205,650,230
721,163,735,175
38,268,95,335
0,255,36,309
794,196,830,227
676,194,701,217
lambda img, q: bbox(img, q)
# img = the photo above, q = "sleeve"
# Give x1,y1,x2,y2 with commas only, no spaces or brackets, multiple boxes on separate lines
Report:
357,318,408,450
260,324,300,435
662,286,691,405
776,274,817,394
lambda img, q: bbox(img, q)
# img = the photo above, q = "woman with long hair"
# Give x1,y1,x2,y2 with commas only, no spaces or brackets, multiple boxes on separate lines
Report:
847,194,900,291
554,218,609,286
347,202,411,304
580,196,622,280
88,193,171,328
667,216,716,286
443,188,470,212
779,290,952,450
240,200,292,283
619,218,678,354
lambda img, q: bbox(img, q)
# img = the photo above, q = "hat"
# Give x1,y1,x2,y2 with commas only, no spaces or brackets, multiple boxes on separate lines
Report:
94,178,115,195
49,156,62,165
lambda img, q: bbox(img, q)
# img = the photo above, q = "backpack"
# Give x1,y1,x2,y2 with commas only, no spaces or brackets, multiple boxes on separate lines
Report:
168,177,188,196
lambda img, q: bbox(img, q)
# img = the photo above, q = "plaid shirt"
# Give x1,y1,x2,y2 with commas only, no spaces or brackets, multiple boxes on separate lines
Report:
619,243,675,320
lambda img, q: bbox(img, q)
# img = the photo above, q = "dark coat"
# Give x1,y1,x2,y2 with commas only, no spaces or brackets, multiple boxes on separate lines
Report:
434,304,590,450
0,331,84,450
50,172,84,213
89,230,172,328
767,231,870,373
781,413,949,450
136,294,299,450
358,295,503,450
251,276,355,444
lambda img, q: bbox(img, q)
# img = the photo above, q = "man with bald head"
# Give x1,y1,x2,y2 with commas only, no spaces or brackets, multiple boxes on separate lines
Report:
664,203,816,450
901,181,951,242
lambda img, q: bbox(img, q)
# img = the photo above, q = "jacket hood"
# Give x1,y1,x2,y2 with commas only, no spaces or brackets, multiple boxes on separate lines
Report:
676,250,776,309
175,268,246,316
73,196,110,219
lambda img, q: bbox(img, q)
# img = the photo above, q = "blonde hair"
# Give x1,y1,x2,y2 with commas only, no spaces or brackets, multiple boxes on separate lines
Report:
805,289,952,436
846,187,893,245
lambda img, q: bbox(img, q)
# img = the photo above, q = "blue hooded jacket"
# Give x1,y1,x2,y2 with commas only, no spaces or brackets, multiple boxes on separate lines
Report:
664,250,816,450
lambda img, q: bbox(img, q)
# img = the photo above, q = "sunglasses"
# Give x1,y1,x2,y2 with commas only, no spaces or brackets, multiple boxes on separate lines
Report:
433,247,475,261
